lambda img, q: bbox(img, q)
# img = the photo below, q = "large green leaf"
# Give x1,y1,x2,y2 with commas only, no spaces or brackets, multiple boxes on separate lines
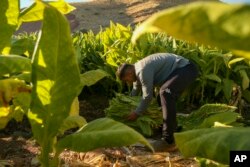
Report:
0,55,31,77
177,103,237,130
175,127,250,164
29,3,81,145
56,118,153,154
199,111,239,128
80,69,110,87
0,0,19,53
132,2,250,58
19,0,75,23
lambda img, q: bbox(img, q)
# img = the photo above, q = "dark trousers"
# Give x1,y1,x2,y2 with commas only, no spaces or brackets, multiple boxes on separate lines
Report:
159,62,198,138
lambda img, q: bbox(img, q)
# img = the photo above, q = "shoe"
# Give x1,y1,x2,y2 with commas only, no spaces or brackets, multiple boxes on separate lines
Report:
149,139,177,152
161,135,174,145
161,130,174,143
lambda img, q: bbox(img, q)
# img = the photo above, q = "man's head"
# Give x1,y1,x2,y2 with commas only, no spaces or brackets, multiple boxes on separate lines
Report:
116,63,136,85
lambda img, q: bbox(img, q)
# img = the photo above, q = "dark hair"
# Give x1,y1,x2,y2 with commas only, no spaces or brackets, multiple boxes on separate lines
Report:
116,63,133,80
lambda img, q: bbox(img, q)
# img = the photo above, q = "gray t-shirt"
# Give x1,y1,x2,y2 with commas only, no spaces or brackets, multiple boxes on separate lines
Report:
131,53,190,114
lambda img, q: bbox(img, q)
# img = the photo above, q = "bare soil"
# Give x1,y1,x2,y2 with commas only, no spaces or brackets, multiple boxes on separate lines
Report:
70,0,198,33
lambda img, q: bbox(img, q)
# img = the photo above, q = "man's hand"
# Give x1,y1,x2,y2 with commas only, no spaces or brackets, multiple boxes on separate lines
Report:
127,111,138,121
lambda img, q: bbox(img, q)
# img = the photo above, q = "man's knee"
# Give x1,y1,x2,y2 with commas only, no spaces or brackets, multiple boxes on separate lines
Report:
160,88,173,99
159,87,178,100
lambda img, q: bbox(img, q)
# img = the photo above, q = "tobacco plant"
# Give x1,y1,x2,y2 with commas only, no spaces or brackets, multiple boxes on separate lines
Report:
0,0,152,166
132,1,250,165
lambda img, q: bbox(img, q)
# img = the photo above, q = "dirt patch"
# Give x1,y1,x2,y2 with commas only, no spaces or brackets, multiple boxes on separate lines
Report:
71,0,198,33
17,0,199,34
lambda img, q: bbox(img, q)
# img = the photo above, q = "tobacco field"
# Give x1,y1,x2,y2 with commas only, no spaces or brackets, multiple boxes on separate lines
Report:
1,0,250,166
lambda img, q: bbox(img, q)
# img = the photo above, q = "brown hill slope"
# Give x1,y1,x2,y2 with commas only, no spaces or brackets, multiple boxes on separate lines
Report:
17,0,199,34
71,0,198,33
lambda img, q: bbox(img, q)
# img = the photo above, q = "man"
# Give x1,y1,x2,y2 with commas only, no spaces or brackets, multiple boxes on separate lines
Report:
116,53,198,145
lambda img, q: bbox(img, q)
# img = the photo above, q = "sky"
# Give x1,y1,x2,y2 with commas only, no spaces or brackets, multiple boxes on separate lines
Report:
221,0,250,3
21,0,89,8
21,0,250,8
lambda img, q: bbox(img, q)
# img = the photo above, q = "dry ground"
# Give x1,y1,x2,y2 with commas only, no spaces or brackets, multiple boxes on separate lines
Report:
70,0,198,33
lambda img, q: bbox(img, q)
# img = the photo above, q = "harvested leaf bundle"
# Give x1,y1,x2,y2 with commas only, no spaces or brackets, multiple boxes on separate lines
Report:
105,93,162,136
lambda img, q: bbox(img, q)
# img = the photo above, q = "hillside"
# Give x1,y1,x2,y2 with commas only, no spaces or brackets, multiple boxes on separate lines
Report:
70,0,198,33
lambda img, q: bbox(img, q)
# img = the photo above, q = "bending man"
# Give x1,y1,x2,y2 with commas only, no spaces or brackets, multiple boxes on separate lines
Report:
116,53,198,145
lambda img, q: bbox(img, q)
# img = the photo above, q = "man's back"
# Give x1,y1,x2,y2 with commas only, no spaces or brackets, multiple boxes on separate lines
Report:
134,53,189,86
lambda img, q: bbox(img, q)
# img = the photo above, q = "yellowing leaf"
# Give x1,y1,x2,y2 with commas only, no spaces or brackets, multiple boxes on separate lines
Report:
19,0,75,23
49,0,75,14
233,50,250,59
228,57,245,68
213,122,232,128
0,78,31,107
0,107,10,117
69,97,80,116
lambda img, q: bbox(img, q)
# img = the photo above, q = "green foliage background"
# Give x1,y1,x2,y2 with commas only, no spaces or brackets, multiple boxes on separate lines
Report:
72,22,250,107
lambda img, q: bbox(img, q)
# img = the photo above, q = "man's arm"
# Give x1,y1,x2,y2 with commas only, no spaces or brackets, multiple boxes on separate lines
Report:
134,72,154,115
130,82,141,96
